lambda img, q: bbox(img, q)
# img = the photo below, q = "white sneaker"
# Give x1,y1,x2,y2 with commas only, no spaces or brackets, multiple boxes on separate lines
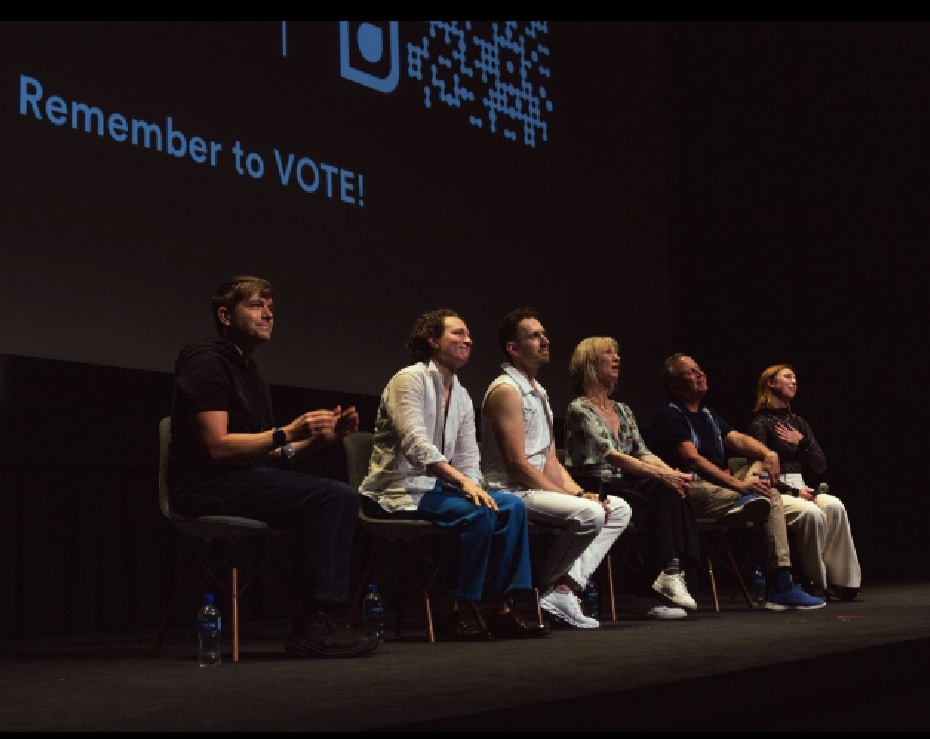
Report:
643,604,687,620
540,588,600,628
629,597,687,619
652,571,698,611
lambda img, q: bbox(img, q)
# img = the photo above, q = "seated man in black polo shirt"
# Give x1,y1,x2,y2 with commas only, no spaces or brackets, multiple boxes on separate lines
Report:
167,275,379,657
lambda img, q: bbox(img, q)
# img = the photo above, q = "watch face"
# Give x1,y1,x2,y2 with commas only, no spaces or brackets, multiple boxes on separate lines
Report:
272,428,286,447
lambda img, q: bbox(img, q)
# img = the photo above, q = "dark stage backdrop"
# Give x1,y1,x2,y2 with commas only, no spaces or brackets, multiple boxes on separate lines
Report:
0,21,674,639
0,21,672,423
656,22,929,585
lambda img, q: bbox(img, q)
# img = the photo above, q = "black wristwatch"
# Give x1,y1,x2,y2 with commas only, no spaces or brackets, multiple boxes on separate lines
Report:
272,427,287,448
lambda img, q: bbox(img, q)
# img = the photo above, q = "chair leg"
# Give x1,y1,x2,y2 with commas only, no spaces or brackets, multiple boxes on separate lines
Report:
605,554,617,622
706,552,720,613
423,590,435,643
726,546,754,608
348,556,376,627
468,601,487,631
230,562,239,663
534,587,542,625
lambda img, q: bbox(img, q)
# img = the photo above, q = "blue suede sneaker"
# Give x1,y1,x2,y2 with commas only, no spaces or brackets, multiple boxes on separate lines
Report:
765,582,826,611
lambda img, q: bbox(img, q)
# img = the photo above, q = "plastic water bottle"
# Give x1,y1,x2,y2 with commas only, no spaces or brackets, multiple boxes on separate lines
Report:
581,576,599,620
749,563,766,608
197,593,222,666
362,583,385,643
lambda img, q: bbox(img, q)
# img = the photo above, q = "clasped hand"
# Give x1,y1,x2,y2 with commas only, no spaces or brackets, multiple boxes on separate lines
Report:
660,469,693,499
577,491,612,517
289,405,359,441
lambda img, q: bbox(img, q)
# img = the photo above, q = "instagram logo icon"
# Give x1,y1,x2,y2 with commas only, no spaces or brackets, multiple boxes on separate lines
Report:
339,21,399,94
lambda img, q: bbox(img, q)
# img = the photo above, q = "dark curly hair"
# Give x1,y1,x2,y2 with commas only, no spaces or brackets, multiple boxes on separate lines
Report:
406,308,462,363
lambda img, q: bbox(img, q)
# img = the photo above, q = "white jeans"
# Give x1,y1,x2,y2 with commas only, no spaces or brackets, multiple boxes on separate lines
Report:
513,490,632,590
781,473,862,590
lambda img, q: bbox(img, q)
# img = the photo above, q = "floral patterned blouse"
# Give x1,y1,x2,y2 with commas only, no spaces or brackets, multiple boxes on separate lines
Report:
563,397,652,478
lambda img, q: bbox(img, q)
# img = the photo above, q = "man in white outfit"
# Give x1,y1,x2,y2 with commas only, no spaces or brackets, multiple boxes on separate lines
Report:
480,306,633,628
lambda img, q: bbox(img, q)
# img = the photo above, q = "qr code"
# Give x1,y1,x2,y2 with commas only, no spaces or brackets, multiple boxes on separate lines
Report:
406,21,552,148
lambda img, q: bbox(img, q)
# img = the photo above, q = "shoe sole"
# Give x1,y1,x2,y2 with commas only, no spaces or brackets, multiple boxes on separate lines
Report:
642,610,687,620
652,590,698,610
488,619,553,639
763,601,827,611
285,637,379,658
540,601,599,629
651,582,698,611
725,498,769,525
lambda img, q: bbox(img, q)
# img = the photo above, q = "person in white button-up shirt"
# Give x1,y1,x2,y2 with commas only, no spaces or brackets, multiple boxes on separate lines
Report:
360,308,549,641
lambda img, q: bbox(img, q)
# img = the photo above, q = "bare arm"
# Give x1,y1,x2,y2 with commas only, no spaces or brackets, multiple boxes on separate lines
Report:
191,405,358,464
484,384,582,495
672,438,773,497
724,430,780,480
603,450,693,498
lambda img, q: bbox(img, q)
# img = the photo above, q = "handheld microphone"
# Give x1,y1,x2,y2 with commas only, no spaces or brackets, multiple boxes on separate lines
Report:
599,469,611,501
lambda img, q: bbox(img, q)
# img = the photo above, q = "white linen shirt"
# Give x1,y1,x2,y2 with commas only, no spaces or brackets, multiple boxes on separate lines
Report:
480,362,554,490
359,361,482,512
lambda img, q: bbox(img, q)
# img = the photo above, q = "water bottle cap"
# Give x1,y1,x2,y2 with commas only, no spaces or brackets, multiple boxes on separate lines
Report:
368,583,378,592
203,593,215,604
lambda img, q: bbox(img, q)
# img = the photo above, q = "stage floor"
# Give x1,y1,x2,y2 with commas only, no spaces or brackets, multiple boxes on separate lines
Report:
2,580,928,731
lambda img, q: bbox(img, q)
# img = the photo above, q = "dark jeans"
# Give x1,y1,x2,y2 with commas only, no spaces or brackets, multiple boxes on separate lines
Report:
170,467,360,612
575,474,701,596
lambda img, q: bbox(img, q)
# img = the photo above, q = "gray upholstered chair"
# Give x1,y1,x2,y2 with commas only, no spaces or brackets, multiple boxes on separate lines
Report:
151,416,293,661
696,456,760,611
343,431,450,642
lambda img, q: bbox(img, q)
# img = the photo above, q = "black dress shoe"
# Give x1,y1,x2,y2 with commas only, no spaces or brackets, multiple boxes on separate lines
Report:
440,611,493,642
827,585,860,602
487,609,551,640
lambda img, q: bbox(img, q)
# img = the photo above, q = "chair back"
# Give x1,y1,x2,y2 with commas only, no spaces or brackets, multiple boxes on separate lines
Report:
158,416,174,520
728,457,750,477
344,431,374,489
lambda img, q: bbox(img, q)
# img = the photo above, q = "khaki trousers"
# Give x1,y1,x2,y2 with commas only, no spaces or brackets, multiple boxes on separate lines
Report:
690,467,791,571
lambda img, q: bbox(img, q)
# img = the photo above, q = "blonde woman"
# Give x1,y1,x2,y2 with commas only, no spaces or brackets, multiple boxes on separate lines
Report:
563,337,699,618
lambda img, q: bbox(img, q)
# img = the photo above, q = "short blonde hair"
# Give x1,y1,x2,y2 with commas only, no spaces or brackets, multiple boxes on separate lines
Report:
569,336,618,398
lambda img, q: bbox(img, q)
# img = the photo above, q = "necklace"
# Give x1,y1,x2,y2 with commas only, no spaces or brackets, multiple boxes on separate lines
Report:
585,396,613,413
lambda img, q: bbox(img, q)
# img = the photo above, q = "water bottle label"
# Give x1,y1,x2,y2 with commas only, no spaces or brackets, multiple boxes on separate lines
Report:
198,617,221,631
